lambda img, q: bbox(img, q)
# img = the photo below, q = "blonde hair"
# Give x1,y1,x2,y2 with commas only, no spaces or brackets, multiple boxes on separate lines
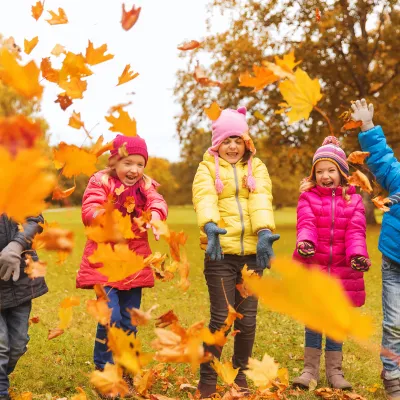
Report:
299,176,351,202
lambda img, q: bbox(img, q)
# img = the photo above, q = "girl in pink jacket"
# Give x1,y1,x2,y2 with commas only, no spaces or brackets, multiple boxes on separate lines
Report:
76,134,168,375
292,136,370,391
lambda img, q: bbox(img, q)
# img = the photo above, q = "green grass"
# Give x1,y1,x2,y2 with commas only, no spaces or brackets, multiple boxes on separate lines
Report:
11,206,387,399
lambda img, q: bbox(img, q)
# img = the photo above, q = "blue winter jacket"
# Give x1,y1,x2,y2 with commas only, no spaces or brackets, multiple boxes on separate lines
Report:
358,125,400,264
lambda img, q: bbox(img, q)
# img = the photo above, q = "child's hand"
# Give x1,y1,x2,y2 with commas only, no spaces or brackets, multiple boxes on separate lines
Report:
256,229,280,269
351,99,374,131
297,241,315,258
351,256,371,272
148,211,161,241
0,241,23,281
204,222,227,261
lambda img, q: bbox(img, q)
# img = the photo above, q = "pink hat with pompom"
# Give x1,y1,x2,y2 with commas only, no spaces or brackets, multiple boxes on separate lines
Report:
109,134,148,166
207,106,256,194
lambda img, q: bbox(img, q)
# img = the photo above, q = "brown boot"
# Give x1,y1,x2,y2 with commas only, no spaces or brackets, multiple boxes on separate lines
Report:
292,347,322,389
197,382,217,399
325,351,352,390
382,370,400,400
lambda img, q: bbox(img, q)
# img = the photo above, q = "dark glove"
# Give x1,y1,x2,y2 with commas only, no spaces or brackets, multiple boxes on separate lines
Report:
297,241,316,258
204,222,227,261
351,256,371,272
256,229,280,269
0,241,24,281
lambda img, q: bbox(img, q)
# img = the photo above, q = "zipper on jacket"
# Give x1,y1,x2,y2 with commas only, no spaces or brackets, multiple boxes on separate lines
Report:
232,165,245,255
328,189,336,274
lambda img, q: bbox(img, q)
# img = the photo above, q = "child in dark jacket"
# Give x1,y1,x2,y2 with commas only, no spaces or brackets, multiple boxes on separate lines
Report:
0,214,47,400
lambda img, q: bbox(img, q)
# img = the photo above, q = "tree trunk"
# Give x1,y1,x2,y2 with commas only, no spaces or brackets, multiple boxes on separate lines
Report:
361,191,377,225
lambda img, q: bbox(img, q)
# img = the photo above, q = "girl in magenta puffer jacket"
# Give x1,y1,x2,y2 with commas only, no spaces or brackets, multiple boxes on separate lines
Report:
292,136,370,391
76,134,168,376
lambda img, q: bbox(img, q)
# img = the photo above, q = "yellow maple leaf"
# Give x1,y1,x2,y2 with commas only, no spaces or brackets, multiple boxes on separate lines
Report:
53,142,97,178
51,44,66,57
211,358,239,385
117,64,139,86
0,49,43,99
242,258,373,342
85,41,114,65
32,223,74,252
90,363,129,398
105,109,137,136
68,111,84,130
262,61,295,81
58,77,87,99
204,102,222,121
71,387,87,400
278,68,323,123
60,296,80,308
46,8,68,25
0,147,55,223
40,58,60,83
24,37,39,55
244,354,279,389
239,65,278,92
88,243,145,282
60,52,93,80
274,50,302,72
87,297,112,326
31,1,44,20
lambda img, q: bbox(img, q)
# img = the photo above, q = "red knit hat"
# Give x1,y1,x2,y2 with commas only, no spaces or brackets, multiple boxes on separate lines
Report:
109,134,148,166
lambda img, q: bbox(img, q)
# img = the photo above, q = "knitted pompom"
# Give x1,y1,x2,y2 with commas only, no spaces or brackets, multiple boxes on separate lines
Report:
215,177,224,194
322,136,341,147
247,175,256,192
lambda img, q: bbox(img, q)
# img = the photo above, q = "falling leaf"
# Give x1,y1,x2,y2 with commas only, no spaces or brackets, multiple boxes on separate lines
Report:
372,196,391,212
347,151,370,164
40,58,60,83
108,102,132,114
244,354,279,389
278,68,323,123
274,50,302,72
129,304,159,326
90,363,129,398
369,82,384,93
347,170,373,194
24,255,47,279
194,62,223,87
316,8,321,22
241,259,373,342
87,297,112,326
133,210,153,232
121,4,141,31
204,102,222,121
46,8,68,25
262,61,295,81
105,109,137,136
155,310,179,328
253,111,266,121
58,77,88,99
239,64,278,92
55,93,73,110
59,52,93,79
117,64,139,86
211,359,239,385
60,296,80,308
115,185,126,196
68,111,84,130
164,230,188,262
0,49,43,99
31,1,44,20
124,196,136,213
85,41,114,66
51,44,66,56
24,37,39,55
53,142,97,178
177,40,201,51
135,369,155,396
71,387,87,400
32,224,74,252
342,120,363,132
90,135,114,157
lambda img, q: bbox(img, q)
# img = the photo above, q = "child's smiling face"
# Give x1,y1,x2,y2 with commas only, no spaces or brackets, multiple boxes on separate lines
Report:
115,154,145,186
315,160,341,188
218,136,246,164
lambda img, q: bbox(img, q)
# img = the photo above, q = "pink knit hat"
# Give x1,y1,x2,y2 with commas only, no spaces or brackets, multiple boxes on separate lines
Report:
110,134,148,166
310,136,349,179
208,106,256,194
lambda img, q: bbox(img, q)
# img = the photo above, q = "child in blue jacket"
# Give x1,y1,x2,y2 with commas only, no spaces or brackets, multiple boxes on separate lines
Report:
352,98,400,400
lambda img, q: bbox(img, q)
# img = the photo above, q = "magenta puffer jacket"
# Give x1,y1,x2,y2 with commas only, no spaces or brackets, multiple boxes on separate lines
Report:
293,185,369,307
76,170,168,290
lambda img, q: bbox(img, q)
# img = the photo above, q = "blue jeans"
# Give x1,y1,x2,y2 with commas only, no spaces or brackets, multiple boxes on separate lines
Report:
305,327,343,351
94,287,142,370
0,301,32,394
381,255,400,379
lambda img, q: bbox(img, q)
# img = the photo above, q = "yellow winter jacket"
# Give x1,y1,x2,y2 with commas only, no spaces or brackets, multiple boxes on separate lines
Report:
192,151,276,255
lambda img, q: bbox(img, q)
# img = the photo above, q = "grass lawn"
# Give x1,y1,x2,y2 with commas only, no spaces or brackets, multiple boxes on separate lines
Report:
11,206,387,399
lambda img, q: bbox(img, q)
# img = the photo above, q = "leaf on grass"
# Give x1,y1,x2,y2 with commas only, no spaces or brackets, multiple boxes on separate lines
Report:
372,196,391,212
85,41,114,65
105,109,137,136
347,151,370,164
31,1,44,20
51,44,66,56
211,358,239,385
90,363,129,398
46,8,68,25
47,328,64,340
244,354,279,389
121,4,141,31
24,37,39,55
347,170,373,194
117,64,139,86
55,93,73,110
239,65,278,92
71,387,87,400
204,102,222,121
177,40,201,51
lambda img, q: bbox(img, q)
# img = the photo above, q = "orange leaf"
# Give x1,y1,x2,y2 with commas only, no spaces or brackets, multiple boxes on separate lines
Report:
121,4,141,31
71,387,87,400
58,77,87,99
129,305,159,326
30,316,40,324
90,136,114,157
55,93,73,110
24,255,47,279
24,37,39,55
0,49,43,99
108,102,132,114
51,44,66,57
117,64,139,86
165,230,188,262
347,151,370,164
239,65,278,92
177,40,201,51
48,328,64,340
316,8,321,22
60,296,80,308
90,363,129,397
31,1,44,20
123,196,136,214
115,185,126,196
85,41,114,66
204,102,222,121
341,119,363,132
87,297,112,326
105,109,137,136
155,310,179,328
32,224,74,252
68,111,84,130
46,8,68,25
193,62,222,87
372,196,391,212
52,183,76,200
40,57,60,83
60,52,93,79
347,170,373,194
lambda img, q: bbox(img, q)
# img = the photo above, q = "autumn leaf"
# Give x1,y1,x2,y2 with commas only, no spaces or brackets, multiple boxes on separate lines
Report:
105,109,137,136
0,147,55,223
108,102,132,114
48,297,80,340
253,111,266,121
87,297,112,326
88,243,146,282
124,196,136,213
244,354,279,389
47,328,64,340
316,8,321,22
40,57,60,83
0,49,43,99
347,151,370,164
71,387,87,400
60,52,93,79
133,210,153,232
241,259,373,342
115,185,126,196
53,142,97,178
211,358,239,385
90,363,129,398
90,135,114,157
135,369,155,396
239,65,278,92
31,1,44,20
155,310,179,328
129,304,159,326
46,8,68,25
274,50,302,72
55,93,73,110
176,250,190,292
30,316,40,324
372,196,391,212
347,170,373,194
177,40,201,51
117,64,139,86
58,77,88,99
85,41,114,66
68,111,84,130
121,4,141,31
164,230,188,262
60,296,80,308
342,120,363,132
24,37,39,55
204,102,222,121
24,255,47,279
32,224,74,252
51,44,66,56
194,61,222,87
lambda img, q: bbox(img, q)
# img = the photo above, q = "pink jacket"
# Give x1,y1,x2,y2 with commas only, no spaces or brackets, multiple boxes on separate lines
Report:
293,185,369,307
76,170,168,290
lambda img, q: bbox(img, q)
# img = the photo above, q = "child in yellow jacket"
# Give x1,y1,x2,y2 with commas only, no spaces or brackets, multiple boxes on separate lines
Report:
192,106,279,398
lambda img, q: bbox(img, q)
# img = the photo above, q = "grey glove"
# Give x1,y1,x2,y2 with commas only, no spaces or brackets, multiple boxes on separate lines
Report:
256,229,280,269
0,241,23,281
351,98,374,131
204,222,227,261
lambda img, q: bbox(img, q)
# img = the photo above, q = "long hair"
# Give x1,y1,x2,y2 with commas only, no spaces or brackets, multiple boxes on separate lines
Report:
299,174,351,202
